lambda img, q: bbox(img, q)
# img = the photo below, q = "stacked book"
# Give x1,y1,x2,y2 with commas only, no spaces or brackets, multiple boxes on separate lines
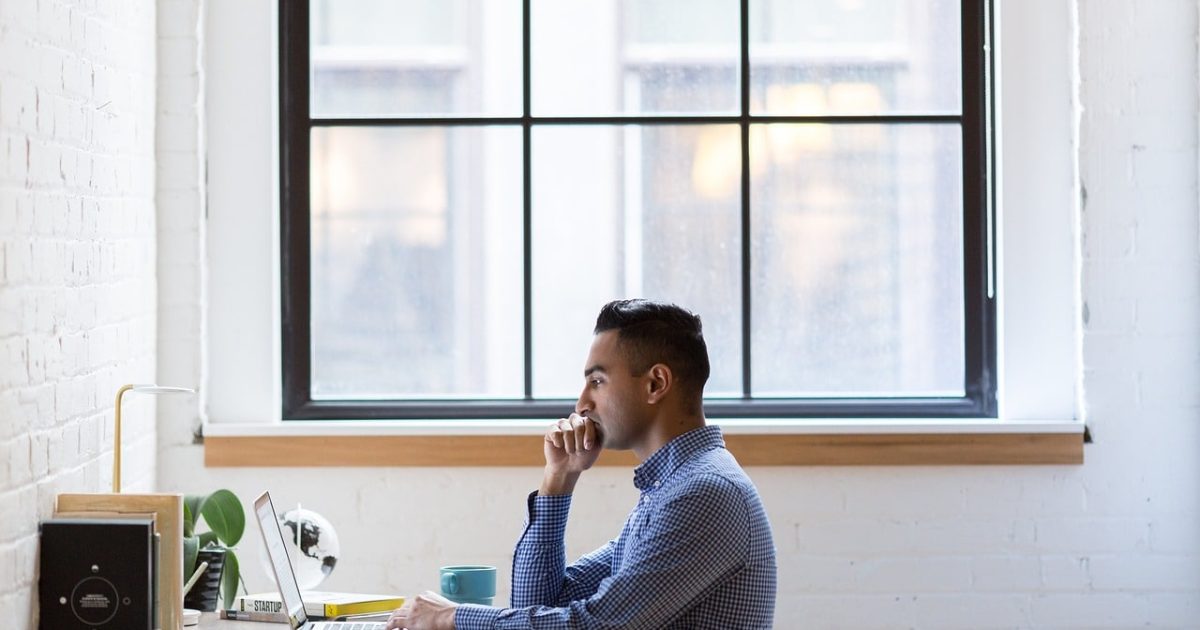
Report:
225,591,405,622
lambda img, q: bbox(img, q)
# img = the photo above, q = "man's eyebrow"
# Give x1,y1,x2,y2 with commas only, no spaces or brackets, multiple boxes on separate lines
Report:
584,365,607,377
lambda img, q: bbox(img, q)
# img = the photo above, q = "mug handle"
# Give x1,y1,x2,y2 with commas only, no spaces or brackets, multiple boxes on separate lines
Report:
441,572,458,595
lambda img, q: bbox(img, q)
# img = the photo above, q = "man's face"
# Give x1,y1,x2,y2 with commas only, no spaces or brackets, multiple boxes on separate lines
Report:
576,331,650,451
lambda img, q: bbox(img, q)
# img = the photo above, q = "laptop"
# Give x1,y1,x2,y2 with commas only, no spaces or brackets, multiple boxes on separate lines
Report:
254,491,389,630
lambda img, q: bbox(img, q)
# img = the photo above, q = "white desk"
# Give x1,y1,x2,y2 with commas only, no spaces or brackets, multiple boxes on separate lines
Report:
197,612,262,628
197,611,391,628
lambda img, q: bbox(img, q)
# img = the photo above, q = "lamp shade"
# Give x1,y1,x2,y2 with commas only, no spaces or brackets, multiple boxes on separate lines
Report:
113,384,196,493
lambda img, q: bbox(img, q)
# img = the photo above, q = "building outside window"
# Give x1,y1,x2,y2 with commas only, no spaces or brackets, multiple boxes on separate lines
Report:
285,0,991,420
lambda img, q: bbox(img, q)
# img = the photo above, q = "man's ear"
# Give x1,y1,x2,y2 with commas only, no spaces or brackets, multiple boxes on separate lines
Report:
645,364,673,404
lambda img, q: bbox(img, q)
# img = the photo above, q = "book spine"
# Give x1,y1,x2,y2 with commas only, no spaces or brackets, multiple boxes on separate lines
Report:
151,532,159,630
324,599,405,618
237,598,285,614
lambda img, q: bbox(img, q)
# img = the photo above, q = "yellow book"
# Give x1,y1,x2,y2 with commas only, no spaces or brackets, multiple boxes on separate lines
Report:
237,591,405,618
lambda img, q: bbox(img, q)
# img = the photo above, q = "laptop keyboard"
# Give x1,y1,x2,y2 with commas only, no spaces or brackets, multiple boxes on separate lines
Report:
311,623,386,629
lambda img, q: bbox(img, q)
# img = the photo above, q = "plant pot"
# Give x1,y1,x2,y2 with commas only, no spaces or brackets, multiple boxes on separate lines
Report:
184,548,227,612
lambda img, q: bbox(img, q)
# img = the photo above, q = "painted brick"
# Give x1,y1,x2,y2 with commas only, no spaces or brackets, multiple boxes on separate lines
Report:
1035,518,1152,554
0,0,159,626
0,486,38,544
907,519,1037,555
787,594,916,629
1030,592,1151,628
2,434,33,490
913,594,1032,629
794,519,914,555
1145,592,1200,627
0,542,18,592
1088,554,1200,591
1149,516,1200,553
970,555,1041,591
1081,297,1136,334
1040,555,1093,592
776,554,861,593
856,556,974,593
6,0,1200,628
842,473,966,519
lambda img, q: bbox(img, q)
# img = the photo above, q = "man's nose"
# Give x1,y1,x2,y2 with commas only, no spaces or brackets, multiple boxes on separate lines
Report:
576,391,593,416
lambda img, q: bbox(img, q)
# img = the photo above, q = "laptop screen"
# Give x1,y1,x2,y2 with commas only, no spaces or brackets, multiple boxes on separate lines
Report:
254,491,309,629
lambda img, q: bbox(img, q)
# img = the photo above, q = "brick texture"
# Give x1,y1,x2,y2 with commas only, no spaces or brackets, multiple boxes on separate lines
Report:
161,1,1200,629
3,0,1199,629
0,1,158,628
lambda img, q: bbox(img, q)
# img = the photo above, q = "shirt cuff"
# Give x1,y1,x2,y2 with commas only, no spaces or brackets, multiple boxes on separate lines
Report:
454,604,503,629
524,490,572,544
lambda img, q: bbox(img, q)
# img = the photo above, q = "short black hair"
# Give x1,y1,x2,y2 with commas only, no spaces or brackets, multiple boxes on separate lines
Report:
593,299,711,400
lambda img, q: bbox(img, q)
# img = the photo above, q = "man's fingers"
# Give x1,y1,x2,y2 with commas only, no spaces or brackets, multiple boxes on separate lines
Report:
386,604,407,630
583,416,596,450
547,416,601,455
557,418,575,453
564,424,577,453
571,415,591,451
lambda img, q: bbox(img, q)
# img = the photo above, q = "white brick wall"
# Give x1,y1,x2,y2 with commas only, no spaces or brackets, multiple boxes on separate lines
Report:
0,0,1175,628
0,1,158,628
149,1,1200,629
152,4,1200,630
155,0,206,449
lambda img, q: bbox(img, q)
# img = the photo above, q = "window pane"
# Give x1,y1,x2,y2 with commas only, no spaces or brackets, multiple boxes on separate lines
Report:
751,124,964,396
310,0,522,117
750,0,961,115
531,125,742,398
532,0,739,115
310,126,524,398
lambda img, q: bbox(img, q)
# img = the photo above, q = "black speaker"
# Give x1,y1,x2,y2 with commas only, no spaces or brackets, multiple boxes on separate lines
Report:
39,518,155,630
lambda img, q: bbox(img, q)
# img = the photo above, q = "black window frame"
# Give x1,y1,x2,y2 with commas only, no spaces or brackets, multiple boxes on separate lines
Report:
280,0,997,421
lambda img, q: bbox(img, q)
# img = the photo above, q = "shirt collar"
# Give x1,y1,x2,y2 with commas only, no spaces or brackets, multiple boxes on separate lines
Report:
632,425,725,491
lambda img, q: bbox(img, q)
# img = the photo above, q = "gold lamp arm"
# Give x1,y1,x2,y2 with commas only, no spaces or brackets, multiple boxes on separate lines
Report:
113,384,134,493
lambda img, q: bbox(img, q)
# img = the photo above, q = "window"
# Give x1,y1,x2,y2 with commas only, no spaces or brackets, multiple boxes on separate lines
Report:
279,0,995,421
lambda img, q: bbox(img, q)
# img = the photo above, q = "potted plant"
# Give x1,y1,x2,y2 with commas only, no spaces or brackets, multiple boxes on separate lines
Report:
183,489,246,611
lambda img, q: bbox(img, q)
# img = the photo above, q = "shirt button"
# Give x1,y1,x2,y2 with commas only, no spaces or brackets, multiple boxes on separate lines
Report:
654,480,661,488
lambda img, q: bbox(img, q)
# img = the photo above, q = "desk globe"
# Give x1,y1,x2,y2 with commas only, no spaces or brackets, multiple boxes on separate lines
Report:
269,506,340,589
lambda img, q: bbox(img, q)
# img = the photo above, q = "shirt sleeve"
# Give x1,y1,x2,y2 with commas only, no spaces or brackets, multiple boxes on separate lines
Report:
455,476,750,630
508,491,615,608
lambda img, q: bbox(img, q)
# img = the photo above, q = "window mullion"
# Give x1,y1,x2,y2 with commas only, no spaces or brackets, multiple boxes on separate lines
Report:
740,0,752,399
522,0,533,400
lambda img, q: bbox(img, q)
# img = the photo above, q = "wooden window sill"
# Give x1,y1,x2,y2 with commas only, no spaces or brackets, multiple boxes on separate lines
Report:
202,421,1084,466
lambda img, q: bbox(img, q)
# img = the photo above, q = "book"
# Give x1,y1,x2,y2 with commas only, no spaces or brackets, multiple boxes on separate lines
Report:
39,517,156,630
54,494,185,630
220,608,289,623
51,511,160,626
236,591,405,618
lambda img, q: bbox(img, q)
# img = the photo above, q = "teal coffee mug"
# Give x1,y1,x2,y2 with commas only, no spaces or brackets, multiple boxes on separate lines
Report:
440,565,497,606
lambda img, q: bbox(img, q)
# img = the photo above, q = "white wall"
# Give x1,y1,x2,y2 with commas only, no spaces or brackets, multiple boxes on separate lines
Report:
152,1,1200,628
0,1,160,628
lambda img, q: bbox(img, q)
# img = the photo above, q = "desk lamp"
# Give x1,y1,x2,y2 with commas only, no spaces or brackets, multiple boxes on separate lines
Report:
49,383,197,630
113,384,195,492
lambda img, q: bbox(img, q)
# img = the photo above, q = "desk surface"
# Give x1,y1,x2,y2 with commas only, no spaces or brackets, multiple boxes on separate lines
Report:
197,612,261,629
197,611,392,628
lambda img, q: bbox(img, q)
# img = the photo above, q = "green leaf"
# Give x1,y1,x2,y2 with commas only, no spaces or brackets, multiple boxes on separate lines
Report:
220,550,240,610
183,535,199,584
198,531,219,548
199,489,246,547
183,495,204,537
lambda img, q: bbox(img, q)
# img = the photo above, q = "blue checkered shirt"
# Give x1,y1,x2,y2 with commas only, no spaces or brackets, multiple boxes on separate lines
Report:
455,425,776,629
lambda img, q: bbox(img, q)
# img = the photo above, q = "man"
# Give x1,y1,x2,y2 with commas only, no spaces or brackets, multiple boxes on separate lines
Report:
389,299,777,629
